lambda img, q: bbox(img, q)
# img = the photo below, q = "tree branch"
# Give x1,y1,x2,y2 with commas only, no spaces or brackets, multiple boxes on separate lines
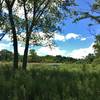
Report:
0,33,6,41
74,12,100,23
10,0,16,8
29,0,50,33
35,0,47,15
89,14,100,23
23,0,29,33
36,0,50,21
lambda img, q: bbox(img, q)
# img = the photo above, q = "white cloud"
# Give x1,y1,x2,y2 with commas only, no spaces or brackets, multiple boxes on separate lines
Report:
0,40,94,59
80,37,87,41
65,33,79,40
54,33,65,41
54,33,87,41
0,43,8,51
36,43,94,59
18,43,25,55
68,43,94,59
0,41,25,55
3,35,11,41
36,46,67,56
0,42,13,51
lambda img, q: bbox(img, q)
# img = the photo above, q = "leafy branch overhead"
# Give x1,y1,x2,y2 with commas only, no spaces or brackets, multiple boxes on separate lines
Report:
74,12,100,24
74,0,100,24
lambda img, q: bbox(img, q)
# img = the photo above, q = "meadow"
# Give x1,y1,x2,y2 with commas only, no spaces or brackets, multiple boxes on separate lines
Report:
0,63,100,100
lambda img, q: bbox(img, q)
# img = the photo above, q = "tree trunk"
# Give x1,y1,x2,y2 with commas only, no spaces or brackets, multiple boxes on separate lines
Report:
0,1,2,16
22,33,30,70
8,9,18,70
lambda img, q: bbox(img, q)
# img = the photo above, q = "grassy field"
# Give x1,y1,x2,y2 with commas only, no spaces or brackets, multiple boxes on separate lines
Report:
0,63,100,100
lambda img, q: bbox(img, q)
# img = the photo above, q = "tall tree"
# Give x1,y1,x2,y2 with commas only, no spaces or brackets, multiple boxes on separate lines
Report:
0,0,19,69
5,0,18,69
0,0,76,70
17,0,76,69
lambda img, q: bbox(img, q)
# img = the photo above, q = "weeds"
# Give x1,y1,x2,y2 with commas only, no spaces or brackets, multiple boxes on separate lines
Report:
0,63,100,100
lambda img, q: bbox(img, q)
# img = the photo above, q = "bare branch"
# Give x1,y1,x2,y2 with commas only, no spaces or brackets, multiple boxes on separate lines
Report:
29,0,50,32
74,12,100,23
88,14,100,23
35,0,47,14
22,0,29,33
36,0,50,21
0,33,6,41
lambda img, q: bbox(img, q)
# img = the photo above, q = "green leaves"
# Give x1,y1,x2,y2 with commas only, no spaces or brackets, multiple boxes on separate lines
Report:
73,0,100,24
93,35,100,57
92,0,100,11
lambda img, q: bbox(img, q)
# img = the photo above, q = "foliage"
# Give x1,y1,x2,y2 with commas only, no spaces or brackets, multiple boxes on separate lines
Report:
28,49,41,62
0,48,96,64
85,53,95,64
0,63,100,100
28,54,77,64
93,35,100,57
92,0,100,11
74,0,100,24
0,49,13,61
92,57,100,65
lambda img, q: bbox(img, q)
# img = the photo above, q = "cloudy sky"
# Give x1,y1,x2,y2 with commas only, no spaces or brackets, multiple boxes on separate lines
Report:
0,0,100,59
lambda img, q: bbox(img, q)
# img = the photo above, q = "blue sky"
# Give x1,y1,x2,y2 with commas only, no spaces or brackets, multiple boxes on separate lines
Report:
0,0,100,59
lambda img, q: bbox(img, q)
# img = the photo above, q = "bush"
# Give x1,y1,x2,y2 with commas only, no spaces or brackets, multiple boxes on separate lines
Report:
92,57,100,66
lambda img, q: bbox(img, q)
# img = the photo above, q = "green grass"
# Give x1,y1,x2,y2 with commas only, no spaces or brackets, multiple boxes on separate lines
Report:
0,63,100,100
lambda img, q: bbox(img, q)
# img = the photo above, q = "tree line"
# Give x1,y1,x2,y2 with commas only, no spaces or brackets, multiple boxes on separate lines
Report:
0,34,100,65
0,49,77,63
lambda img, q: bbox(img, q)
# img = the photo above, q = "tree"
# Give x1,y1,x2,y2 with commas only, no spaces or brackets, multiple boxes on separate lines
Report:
0,0,19,70
0,0,76,70
93,35,100,57
0,49,13,61
17,0,76,69
28,49,40,62
85,53,95,63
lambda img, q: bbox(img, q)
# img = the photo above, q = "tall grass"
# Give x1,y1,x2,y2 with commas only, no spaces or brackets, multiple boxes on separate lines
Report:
0,63,100,100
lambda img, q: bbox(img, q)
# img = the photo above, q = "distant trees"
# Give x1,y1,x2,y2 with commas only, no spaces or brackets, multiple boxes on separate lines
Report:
28,49,41,62
85,53,95,63
54,55,77,63
27,50,77,63
42,55,55,63
0,49,13,61
0,49,78,63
